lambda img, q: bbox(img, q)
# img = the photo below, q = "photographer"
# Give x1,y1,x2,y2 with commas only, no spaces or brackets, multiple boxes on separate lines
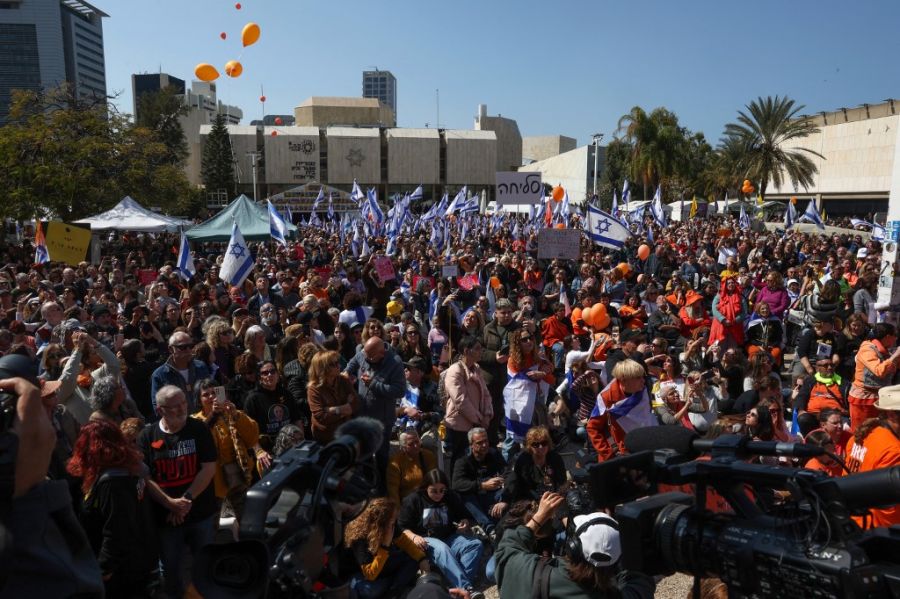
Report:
494,492,654,599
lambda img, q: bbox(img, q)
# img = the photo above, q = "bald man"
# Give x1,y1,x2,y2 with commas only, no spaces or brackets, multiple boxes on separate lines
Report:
344,336,406,485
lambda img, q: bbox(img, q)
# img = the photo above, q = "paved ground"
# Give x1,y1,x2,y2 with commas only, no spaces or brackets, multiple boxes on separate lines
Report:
483,573,693,599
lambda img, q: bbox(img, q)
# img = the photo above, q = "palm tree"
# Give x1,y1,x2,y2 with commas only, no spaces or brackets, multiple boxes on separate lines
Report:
723,95,822,202
617,106,688,200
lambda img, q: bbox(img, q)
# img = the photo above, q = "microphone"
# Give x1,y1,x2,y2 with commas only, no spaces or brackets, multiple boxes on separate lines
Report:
624,427,825,459
824,466,900,511
319,417,384,469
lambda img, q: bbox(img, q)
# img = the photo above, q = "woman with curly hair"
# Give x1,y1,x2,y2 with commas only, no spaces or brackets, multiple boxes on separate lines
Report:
205,318,239,382
344,498,427,599
67,420,158,597
504,329,555,452
618,293,647,331
397,323,433,373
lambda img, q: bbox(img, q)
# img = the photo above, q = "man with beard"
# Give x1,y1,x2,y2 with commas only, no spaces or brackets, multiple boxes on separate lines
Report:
479,298,519,443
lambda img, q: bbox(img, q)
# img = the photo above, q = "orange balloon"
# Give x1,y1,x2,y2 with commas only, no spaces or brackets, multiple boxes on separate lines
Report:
241,22,260,47
617,262,631,276
638,244,651,260
581,305,594,327
551,185,565,202
224,60,243,78
593,303,608,320
274,116,283,125
194,63,219,82
594,312,611,331
743,179,752,188
270,131,278,136
554,223,565,229
220,32,227,40
259,95,266,102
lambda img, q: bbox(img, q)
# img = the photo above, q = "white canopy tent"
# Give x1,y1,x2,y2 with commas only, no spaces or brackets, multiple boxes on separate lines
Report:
75,196,191,232
668,199,708,222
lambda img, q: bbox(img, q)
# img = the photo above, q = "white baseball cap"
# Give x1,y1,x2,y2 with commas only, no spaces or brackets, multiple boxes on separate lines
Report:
572,513,622,567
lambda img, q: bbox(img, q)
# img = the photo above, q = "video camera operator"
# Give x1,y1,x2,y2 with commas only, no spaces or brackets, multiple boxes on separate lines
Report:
0,354,104,597
494,491,654,599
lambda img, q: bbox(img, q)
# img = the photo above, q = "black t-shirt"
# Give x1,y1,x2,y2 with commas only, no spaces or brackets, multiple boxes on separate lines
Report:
796,330,841,362
244,386,299,437
139,418,218,525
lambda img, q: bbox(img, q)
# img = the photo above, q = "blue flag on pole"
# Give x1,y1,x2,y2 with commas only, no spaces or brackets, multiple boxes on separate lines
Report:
585,205,632,250
267,200,288,246
176,229,195,280
220,222,255,287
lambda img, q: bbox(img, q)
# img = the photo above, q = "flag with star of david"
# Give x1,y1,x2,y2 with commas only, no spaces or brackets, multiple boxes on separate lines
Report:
220,222,255,287
585,204,631,250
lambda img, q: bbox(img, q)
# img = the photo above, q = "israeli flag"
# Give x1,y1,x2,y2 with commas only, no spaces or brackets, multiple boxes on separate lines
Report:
784,201,797,229
176,230,195,281
611,191,619,217
800,198,825,230
650,185,667,228
409,185,424,202
327,193,335,220
739,204,751,229
873,223,887,241
312,186,325,211
585,204,632,250
267,200,289,246
445,186,467,216
850,218,873,229
220,222,255,287
285,204,293,225
366,188,385,224
622,180,631,210
351,180,365,205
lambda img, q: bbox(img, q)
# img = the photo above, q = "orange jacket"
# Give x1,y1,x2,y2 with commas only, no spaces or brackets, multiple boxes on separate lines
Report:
586,379,628,461
845,426,900,528
541,316,571,348
851,340,898,403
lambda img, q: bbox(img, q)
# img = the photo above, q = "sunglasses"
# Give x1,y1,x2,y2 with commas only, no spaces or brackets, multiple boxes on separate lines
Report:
171,343,193,350
259,369,277,376
406,331,419,335
428,487,447,494
520,336,533,342
531,440,549,448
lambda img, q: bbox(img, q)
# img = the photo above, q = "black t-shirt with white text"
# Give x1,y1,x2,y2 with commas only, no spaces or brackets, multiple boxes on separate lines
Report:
139,417,218,525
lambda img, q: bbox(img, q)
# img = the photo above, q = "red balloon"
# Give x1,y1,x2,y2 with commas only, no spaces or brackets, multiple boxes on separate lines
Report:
270,131,278,136
274,117,283,125
235,2,241,9
220,32,227,40
259,95,266,102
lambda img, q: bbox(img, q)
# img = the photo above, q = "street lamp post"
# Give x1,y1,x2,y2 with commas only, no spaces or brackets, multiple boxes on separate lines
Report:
592,133,604,198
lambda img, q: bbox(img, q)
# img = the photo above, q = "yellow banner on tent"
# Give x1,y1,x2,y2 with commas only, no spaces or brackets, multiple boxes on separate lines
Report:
45,221,91,265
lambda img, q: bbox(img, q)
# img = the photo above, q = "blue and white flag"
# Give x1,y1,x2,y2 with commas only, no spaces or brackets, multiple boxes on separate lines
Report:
409,185,424,203
622,180,631,211
650,185,667,228
176,229,195,281
873,223,887,241
312,187,325,211
739,204,751,229
800,198,825,230
267,200,289,246
784,201,797,229
585,204,632,250
327,193,335,220
560,189,570,220
445,186,467,216
503,367,551,441
365,188,384,224
850,218,873,229
350,180,365,205
589,386,658,434
220,222,255,287
611,191,619,217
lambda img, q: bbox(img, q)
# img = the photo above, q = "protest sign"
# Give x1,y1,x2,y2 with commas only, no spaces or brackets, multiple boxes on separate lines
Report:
496,172,543,205
374,256,396,281
45,222,91,265
537,228,580,260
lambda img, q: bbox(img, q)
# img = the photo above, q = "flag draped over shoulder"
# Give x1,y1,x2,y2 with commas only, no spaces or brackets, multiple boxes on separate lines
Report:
584,204,631,250
503,367,550,441
590,386,658,434
220,222,255,287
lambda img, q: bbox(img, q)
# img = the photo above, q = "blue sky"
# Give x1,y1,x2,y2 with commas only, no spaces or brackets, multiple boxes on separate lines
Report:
102,0,900,147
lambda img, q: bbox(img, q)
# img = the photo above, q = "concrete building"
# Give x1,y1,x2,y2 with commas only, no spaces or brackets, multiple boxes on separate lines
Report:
0,0,107,123
523,135,578,163
131,72,185,120
294,96,395,128
475,104,522,172
181,80,243,185
249,114,295,127
518,143,606,204
362,69,397,119
765,99,900,216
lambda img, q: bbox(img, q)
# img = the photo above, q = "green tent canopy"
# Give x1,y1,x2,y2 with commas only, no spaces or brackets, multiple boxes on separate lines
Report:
186,195,297,242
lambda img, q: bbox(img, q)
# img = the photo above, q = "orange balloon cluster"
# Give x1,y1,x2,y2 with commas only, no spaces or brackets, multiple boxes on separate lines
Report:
551,185,565,202
637,244,651,260
581,303,610,331
195,20,261,82
741,179,755,194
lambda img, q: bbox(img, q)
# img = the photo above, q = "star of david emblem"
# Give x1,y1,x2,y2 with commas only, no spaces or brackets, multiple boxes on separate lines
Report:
346,148,364,167
229,243,246,258
594,218,611,235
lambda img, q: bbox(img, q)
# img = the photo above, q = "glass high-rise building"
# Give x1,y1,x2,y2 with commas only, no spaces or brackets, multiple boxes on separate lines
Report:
0,0,108,123
362,69,396,120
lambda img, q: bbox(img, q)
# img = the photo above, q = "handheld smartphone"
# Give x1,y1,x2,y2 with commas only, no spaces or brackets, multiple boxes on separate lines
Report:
214,386,227,405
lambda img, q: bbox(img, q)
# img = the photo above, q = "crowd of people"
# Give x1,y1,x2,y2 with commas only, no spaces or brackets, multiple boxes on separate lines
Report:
2,208,900,599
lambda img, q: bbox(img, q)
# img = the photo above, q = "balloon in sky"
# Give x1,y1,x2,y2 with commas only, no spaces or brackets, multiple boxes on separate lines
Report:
242,22,260,47
224,60,243,78
271,131,278,136
235,2,241,9
274,117,283,125
220,32,227,40
194,63,219,82
259,95,266,102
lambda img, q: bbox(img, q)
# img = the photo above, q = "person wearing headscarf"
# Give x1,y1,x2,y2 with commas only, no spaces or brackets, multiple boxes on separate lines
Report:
709,278,747,350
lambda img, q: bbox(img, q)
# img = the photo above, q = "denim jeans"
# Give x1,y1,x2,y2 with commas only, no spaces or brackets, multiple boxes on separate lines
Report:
158,513,217,599
551,341,565,371
351,549,419,599
461,491,503,529
426,534,484,589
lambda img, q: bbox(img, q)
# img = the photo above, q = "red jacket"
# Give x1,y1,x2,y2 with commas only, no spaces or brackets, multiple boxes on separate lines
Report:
586,379,628,461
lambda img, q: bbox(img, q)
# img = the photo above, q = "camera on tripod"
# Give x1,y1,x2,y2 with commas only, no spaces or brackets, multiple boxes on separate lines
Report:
194,418,385,599
573,426,900,598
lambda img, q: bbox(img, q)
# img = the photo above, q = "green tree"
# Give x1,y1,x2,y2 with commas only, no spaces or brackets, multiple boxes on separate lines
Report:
201,113,236,197
723,95,822,202
616,106,690,200
0,84,197,221
135,85,189,166
598,138,634,210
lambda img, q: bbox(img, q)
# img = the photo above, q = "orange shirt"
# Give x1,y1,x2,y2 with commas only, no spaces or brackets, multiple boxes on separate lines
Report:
845,426,900,528
804,456,842,477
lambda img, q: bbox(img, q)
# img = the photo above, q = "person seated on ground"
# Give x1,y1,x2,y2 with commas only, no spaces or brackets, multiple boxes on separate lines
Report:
398,470,486,599
451,427,507,532
588,360,657,462
723,376,782,416
792,317,842,387
816,408,852,460
795,357,850,435
802,429,843,477
499,426,567,511
494,491,655,599
387,428,438,505
343,498,429,599
654,381,706,430
744,300,785,367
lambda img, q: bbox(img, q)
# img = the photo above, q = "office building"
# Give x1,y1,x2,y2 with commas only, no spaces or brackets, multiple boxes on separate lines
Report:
0,0,107,123
181,80,243,185
362,69,396,119
131,72,185,121
475,103,523,172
